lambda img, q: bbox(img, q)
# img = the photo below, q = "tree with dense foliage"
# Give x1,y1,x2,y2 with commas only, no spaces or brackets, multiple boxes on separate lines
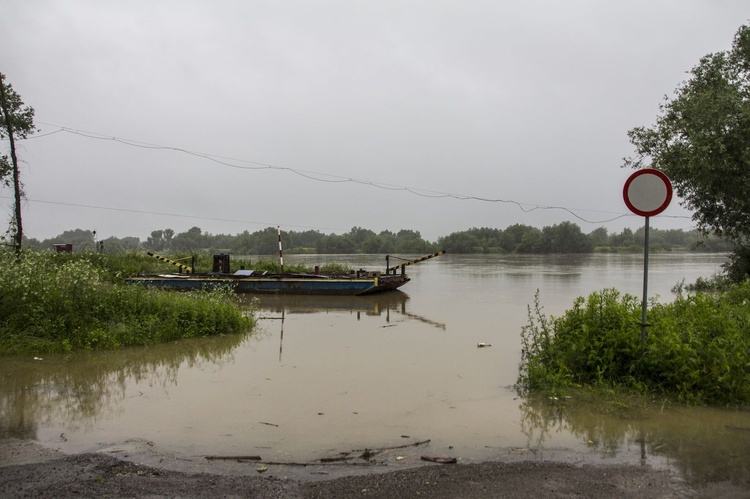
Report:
540,221,593,253
49,229,97,250
146,228,175,251
624,24,750,280
316,233,357,253
588,227,609,249
171,226,205,252
24,223,733,256
0,73,37,252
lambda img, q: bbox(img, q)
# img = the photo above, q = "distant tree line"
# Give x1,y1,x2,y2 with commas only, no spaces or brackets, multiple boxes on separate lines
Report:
22,222,732,255
436,223,731,254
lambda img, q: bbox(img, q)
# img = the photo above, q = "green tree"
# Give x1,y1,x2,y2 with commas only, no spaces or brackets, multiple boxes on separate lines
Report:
146,230,166,251
230,230,254,254
394,229,434,253
588,227,609,249
624,24,750,279
438,231,480,253
502,224,538,253
360,230,397,253
540,222,593,253
49,229,97,250
101,236,141,252
0,73,37,252
171,226,205,252
609,227,637,249
515,227,542,253
467,227,504,252
291,229,324,250
347,226,376,250
316,234,356,254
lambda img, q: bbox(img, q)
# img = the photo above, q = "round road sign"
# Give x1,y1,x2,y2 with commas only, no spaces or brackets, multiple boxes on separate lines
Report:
623,169,673,217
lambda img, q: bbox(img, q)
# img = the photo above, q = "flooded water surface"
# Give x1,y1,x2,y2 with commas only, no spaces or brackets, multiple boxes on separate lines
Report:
2,253,748,484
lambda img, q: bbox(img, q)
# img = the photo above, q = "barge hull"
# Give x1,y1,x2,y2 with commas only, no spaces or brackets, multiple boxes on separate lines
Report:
126,274,410,296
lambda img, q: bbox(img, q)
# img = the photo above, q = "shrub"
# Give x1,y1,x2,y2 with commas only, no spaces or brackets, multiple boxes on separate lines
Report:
0,250,253,355
518,283,750,405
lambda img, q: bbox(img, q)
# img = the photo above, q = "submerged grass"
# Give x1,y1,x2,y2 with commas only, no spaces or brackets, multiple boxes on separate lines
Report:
518,282,750,406
0,251,254,355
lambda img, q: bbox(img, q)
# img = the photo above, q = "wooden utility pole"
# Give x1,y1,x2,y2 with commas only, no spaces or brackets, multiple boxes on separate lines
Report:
0,77,23,253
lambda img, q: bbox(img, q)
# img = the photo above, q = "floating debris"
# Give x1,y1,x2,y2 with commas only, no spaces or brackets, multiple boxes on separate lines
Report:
421,456,457,464
205,455,261,461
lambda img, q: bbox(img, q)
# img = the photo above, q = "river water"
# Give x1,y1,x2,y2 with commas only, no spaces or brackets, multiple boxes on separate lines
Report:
2,253,748,485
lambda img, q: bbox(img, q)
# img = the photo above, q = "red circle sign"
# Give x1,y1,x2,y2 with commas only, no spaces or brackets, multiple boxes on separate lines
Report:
623,169,673,217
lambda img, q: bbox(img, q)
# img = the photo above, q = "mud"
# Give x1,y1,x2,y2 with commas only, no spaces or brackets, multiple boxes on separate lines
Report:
3,438,747,498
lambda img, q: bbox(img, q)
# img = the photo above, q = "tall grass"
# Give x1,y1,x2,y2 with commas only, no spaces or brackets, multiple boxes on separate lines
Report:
239,259,352,275
0,251,253,355
518,283,750,405
114,250,354,276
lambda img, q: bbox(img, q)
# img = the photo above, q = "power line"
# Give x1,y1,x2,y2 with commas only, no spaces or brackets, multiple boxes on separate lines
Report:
0,194,698,239
0,195,350,233
28,122,694,225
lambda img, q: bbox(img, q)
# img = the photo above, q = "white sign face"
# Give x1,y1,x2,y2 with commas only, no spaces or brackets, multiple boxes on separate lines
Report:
623,169,673,217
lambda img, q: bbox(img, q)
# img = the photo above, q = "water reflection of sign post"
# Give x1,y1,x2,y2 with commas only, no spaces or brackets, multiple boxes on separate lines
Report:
623,168,673,342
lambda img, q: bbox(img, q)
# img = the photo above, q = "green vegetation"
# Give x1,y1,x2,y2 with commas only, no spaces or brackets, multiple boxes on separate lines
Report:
518,284,750,405
23,223,732,257
0,250,253,355
624,24,750,282
437,224,730,254
518,25,750,405
246,259,352,275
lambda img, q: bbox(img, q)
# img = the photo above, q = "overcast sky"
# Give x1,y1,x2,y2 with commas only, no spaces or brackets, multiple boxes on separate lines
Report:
3,1,748,242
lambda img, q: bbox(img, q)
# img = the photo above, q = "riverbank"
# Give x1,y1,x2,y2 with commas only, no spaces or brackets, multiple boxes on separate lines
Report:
2,438,744,498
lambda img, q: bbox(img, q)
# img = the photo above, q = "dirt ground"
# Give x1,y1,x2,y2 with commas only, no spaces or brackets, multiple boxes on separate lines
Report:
1,438,747,498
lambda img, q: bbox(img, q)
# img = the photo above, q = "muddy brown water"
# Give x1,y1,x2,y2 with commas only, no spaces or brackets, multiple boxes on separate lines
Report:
2,253,748,484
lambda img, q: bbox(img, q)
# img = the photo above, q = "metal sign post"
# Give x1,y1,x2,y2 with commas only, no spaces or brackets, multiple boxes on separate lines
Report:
641,216,650,342
623,169,673,342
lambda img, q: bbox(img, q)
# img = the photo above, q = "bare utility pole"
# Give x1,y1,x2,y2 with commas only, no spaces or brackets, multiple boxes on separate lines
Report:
0,75,26,253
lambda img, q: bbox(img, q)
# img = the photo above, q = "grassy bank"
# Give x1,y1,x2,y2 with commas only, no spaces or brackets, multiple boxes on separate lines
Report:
518,282,750,405
0,251,253,355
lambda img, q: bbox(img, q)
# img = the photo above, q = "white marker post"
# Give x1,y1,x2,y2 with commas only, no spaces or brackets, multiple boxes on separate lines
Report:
277,226,284,277
623,169,673,343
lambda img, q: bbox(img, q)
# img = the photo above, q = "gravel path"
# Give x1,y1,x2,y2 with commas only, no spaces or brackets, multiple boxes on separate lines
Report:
0,438,744,498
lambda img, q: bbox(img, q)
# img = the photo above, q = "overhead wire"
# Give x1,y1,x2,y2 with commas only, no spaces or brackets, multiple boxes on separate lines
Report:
0,195,350,233
27,122,693,226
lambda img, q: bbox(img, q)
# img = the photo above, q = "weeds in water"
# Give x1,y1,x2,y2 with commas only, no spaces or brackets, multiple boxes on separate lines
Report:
518,283,750,405
0,250,253,355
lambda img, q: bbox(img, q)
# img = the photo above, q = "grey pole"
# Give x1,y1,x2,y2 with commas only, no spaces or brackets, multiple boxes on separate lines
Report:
640,216,650,343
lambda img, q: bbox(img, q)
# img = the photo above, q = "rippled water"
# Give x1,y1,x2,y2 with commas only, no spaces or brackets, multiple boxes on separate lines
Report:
2,253,747,484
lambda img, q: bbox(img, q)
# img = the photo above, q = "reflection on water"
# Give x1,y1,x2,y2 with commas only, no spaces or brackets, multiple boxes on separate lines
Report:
519,394,750,485
2,253,746,486
253,292,445,331
252,291,411,316
251,293,446,363
0,333,246,440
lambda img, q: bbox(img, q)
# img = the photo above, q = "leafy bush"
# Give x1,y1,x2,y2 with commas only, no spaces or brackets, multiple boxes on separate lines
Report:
0,250,254,355
518,283,750,405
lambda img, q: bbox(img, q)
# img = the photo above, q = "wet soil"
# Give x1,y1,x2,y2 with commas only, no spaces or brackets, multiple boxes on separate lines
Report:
3,438,746,498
